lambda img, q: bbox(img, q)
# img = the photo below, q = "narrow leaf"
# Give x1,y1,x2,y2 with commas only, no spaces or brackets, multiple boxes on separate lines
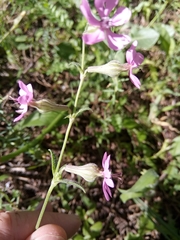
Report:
58,179,86,193
49,149,57,175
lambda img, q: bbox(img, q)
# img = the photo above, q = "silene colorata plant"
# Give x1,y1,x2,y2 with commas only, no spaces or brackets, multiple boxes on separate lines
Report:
9,0,145,231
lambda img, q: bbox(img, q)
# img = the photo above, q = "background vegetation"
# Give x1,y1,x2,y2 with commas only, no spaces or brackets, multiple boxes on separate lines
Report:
0,0,180,239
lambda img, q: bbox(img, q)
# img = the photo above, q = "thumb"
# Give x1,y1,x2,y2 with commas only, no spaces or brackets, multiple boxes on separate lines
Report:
26,224,67,240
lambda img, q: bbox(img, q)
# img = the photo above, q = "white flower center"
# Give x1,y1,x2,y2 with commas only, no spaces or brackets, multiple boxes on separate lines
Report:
100,17,112,30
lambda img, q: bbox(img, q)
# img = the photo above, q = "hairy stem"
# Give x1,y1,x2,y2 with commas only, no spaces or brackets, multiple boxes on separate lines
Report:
35,181,57,229
35,40,87,228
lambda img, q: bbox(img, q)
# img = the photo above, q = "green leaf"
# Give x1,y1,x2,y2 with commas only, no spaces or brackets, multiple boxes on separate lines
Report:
14,111,66,129
49,149,57,175
124,232,142,240
90,221,103,232
154,24,175,55
170,136,180,156
119,169,159,203
57,42,76,59
69,61,82,73
0,174,9,181
73,235,84,240
15,35,28,42
58,179,86,193
17,43,32,50
75,106,92,118
114,50,125,63
132,27,159,50
111,114,122,132
122,118,138,129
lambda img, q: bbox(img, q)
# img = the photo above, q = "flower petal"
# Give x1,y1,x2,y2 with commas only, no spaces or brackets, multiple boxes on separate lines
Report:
111,7,131,26
126,41,144,68
106,178,114,188
16,104,28,114
82,29,105,45
104,154,110,170
129,69,141,89
80,0,100,26
95,0,118,17
17,95,30,105
102,180,112,201
106,30,131,50
14,113,25,122
27,83,33,93
18,80,28,92
18,81,33,102
102,152,108,169
14,105,28,122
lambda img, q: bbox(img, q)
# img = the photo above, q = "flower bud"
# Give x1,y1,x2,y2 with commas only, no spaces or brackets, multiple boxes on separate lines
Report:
87,60,129,78
30,99,69,113
64,163,100,182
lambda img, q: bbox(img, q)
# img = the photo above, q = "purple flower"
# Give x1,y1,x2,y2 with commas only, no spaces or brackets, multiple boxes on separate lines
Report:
64,152,116,201
126,40,144,89
80,0,131,50
101,152,114,201
10,80,33,122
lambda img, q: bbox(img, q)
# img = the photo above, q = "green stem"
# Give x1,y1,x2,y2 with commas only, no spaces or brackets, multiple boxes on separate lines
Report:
81,40,85,72
55,115,74,173
74,72,86,108
55,41,86,171
148,0,169,27
74,41,86,108
0,112,64,164
35,180,57,229
0,11,26,44
35,40,87,228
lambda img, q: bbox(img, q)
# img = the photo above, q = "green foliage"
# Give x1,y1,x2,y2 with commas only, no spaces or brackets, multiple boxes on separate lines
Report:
119,169,159,203
0,188,20,211
131,27,160,50
15,112,59,128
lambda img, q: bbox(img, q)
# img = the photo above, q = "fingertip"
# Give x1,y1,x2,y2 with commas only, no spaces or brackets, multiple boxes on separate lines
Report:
26,224,67,240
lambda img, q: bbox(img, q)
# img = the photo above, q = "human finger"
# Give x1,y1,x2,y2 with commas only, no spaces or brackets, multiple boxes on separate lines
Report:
0,210,80,240
26,224,67,240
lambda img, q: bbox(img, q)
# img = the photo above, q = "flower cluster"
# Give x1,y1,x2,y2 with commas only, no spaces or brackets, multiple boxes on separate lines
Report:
80,0,131,50
9,0,145,202
81,0,144,88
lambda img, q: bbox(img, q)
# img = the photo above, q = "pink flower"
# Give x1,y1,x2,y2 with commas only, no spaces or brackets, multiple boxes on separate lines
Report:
101,152,114,201
64,152,116,201
126,41,144,89
10,80,33,122
80,0,131,50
